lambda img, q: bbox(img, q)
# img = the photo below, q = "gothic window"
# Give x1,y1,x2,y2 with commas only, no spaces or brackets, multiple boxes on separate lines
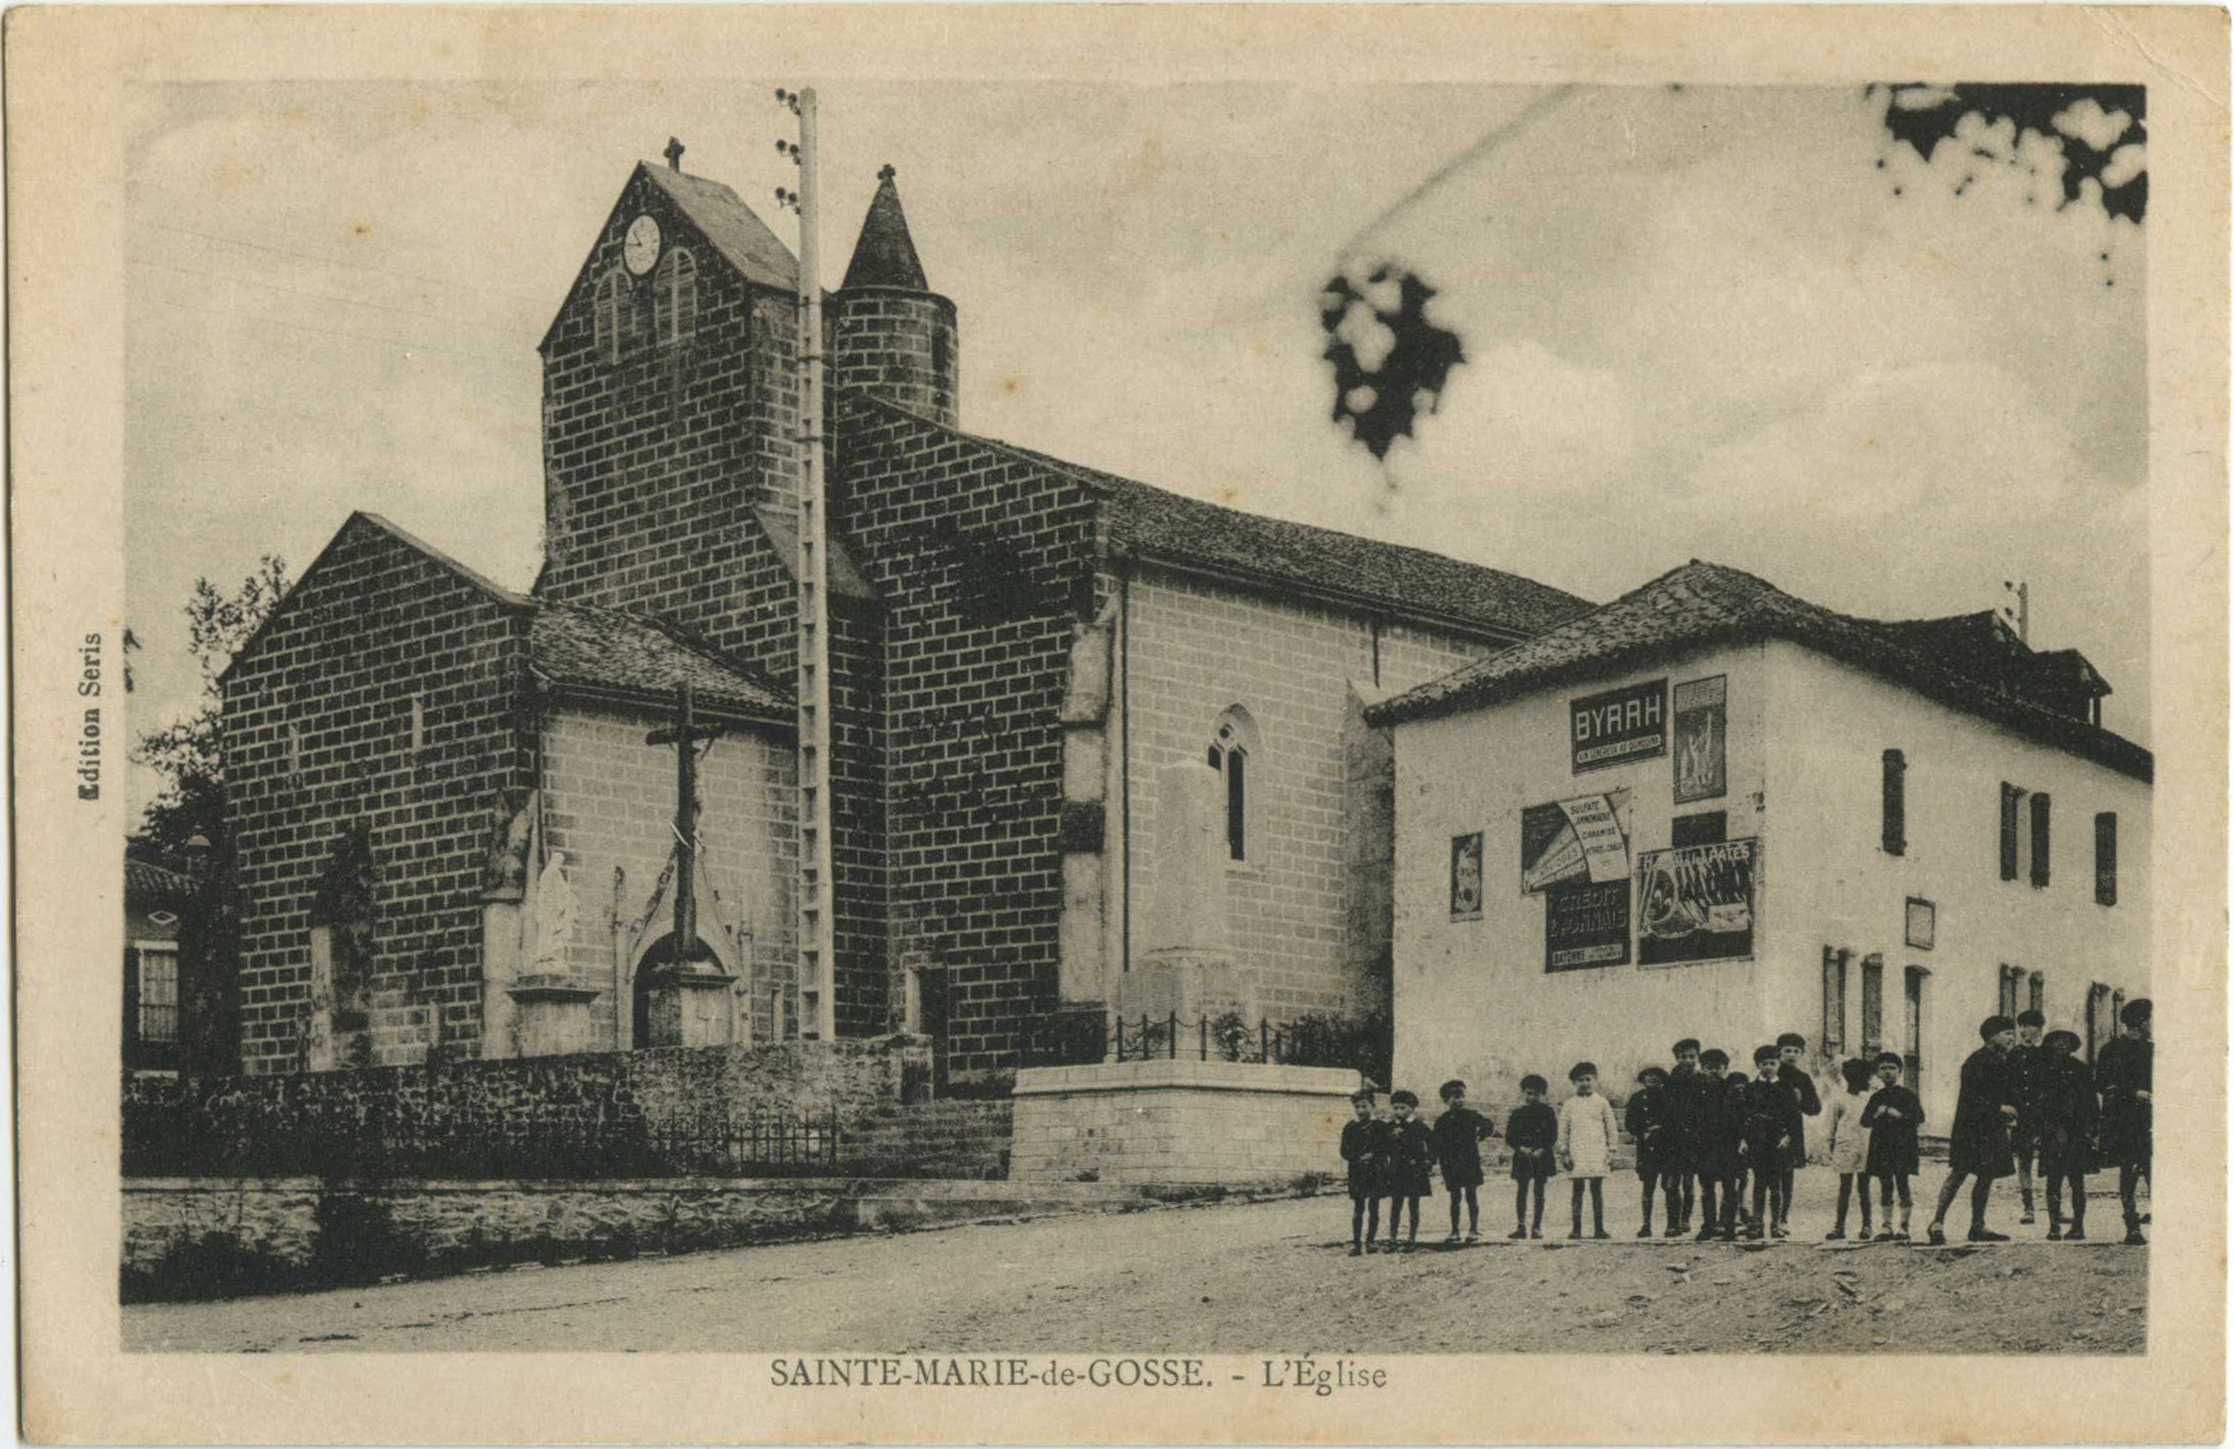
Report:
657,248,698,346
595,269,627,365
1206,706,1260,864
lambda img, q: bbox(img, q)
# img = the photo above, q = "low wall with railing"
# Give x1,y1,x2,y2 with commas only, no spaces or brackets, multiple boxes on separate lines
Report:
1010,1059,1363,1186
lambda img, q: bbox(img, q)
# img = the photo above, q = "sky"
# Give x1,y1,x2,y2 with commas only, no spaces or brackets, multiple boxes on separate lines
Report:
123,81,2148,818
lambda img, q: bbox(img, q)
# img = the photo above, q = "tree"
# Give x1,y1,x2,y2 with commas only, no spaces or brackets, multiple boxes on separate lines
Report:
132,555,289,853
1318,266,1467,461
1873,83,2148,224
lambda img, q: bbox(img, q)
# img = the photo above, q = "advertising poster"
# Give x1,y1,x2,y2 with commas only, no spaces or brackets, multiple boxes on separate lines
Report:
1520,789,1632,893
1672,674,1729,803
1450,832,1484,920
1570,678,1667,772
1545,878,1632,971
1636,838,1759,965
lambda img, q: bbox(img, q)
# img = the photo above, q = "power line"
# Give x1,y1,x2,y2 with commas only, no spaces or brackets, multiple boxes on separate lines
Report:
129,255,530,337
134,293,529,368
134,207,552,307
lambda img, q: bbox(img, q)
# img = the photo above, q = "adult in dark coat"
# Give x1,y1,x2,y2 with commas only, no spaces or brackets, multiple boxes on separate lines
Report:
2095,998,2153,1244
1926,1016,2021,1244
1624,1066,1679,1238
1860,1051,1924,1239
2033,1029,2098,1240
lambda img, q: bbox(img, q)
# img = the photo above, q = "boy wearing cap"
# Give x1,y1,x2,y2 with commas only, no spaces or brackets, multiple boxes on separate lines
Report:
1860,1051,1923,1240
1625,1066,1677,1238
1694,1048,1743,1241
1661,1038,1705,1236
2034,1029,2098,1240
1741,1046,1794,1239
1505,1074,1559,1239
2009,1009,2049,1225
1773,1033,1822,1236
1431,1079,1498,1243
1383,1089,1436,1252
2095,998,2153,1245
1339,1088,1389,1256
1926,1015,2021,1245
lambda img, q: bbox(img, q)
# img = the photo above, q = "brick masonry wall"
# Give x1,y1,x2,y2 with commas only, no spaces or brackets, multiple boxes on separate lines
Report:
222,517,532,1074
831,287,959,429
832,395,1107,1077
1010,1060,1362,1185
1122,568,1491,1019
540,702,800,1047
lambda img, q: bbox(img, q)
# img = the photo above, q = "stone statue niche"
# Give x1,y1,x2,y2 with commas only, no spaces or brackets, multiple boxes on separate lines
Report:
306,822,377,1071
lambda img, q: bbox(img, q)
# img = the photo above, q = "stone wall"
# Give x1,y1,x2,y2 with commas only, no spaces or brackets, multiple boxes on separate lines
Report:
1010,1060,1362,1185
123,1036,934,1180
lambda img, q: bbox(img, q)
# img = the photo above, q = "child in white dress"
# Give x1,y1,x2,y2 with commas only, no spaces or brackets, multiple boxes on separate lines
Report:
1822,1057,1876,1241
1558,1061,1620,1240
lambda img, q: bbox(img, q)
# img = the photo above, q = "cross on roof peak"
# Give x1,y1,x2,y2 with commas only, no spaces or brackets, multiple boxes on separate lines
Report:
664,137,687,171
878,163,896,182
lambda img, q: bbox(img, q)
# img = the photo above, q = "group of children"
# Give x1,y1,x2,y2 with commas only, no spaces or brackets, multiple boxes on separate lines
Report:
1336,998,2154,1253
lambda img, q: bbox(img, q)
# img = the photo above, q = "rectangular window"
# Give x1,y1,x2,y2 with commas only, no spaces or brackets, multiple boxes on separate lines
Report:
2030,793,2052,888
1860,954,1885,1054
2028,970,2045,1017
137,946,179,1043
1821,947,1848,1055
1903,966,1928,1094
1999,783,2023,880
1672,811,1727,847
2095,811,2118,906
1881,749,1906,856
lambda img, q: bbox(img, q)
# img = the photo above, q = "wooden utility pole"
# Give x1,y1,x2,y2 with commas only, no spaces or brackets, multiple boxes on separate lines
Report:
775,86,837,1040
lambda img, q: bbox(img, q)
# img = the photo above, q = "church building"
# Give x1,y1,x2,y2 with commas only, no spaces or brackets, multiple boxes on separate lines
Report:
221,149,1592,1082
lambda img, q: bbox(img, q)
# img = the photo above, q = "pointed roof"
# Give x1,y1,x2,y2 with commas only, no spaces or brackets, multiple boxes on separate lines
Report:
841,166,930,291
637,163,800,293
1365,560,2149,782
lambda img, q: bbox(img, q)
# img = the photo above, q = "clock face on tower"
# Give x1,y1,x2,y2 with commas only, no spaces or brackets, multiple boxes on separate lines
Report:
623,214,662,276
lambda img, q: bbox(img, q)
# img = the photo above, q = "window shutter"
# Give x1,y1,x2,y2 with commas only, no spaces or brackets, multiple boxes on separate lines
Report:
2030,792,2052,888
2028,971,2045,1016
1881,749,1906,856
2095,812,2117,906
1999,784,2021,880
1860,955,1884,1054
1821,948,1848,1055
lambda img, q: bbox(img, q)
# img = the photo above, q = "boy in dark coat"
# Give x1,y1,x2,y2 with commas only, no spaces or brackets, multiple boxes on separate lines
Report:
2095,997,2152,1245
1694,1049,1744,1241
1662,1038,1706,1237
1773,1032,1822,1238
1431,1078,1497,1242
1505,1074,1558,1239
1383,1089,1435,1252
1860,1051,1923,1240
2034,1029,2098,1240
1625,1066,1678,1238
2008,1009,2049,1224
1926,1015,2020,1245
1339,1088,1388,1256
1741,1045,1794,1239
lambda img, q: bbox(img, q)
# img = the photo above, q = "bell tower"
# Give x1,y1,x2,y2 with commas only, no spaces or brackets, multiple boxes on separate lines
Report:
831,166,959,427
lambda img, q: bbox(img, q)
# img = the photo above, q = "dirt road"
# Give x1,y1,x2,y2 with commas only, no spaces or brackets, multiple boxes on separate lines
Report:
127,1184,2146,1355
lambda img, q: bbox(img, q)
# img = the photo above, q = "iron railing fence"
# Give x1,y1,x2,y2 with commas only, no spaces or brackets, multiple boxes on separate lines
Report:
1018,1009,1375,1072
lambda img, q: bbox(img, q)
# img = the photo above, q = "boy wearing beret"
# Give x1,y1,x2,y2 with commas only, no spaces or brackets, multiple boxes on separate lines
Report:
1383,1089,1436,1253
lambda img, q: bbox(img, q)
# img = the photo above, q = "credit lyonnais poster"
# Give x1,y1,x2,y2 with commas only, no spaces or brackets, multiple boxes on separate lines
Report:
1673,674,1728,803
1636,838,1759,965
1571,678,1667,772
1545,879,1631,971
1520,789,1632,893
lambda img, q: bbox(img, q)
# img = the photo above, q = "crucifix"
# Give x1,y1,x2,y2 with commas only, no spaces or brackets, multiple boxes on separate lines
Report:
664,136,687,172
646,680,725,964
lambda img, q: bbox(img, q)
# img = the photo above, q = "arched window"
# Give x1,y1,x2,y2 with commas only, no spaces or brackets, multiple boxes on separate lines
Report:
657,248,698,346
594,270,627,365
1205,706,1260,864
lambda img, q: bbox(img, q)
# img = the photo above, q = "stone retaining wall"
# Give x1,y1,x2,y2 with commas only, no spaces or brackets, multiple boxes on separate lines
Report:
1010,1059,1361,1185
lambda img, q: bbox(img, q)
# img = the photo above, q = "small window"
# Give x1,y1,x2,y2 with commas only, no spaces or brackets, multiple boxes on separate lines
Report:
1999,783,2023,881
657,248,698,346
1207,706,1260,864
2095,811,2118,906
2030,792,2052,888
138,946,179,1043
2028,970,2045,1017
594,270,627,365
1820,947,1849,1055
1881,749,1906,856
1998,963,2023,1019
1860,954,1885,1054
